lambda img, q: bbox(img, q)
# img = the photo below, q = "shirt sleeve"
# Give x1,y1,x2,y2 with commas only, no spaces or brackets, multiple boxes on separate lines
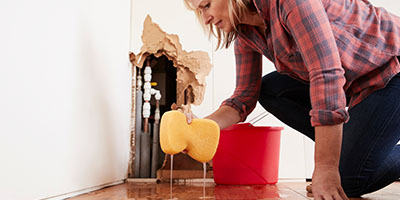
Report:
280,0,349,126
221,36,263,122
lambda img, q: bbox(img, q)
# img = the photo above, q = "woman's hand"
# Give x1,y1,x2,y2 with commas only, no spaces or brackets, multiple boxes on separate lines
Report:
312,164,349,200
181,105,197,124
170,103,198,124
170,103,198,155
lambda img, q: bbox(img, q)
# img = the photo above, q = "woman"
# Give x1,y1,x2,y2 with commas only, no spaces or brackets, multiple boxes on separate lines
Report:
183,0,400,199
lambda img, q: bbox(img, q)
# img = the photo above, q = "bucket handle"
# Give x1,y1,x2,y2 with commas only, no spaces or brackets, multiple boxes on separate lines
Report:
247,111,269,125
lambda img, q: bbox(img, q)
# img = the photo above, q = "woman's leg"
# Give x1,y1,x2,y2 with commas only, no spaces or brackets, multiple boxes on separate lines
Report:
339,74,400,196
258,71,315,140
258,71,400,197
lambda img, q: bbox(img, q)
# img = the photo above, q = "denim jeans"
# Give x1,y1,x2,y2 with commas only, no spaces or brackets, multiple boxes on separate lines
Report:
258,71,400,197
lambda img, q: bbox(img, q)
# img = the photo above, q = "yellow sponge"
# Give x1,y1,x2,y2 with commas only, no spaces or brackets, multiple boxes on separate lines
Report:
160,110,220,163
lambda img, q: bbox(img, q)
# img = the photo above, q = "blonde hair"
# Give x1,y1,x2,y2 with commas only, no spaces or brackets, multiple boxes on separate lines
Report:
184,0,257,50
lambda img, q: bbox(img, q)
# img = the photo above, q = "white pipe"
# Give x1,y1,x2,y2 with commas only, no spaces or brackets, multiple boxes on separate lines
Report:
141,61,152,178
151,89,161,123
142,65,152,134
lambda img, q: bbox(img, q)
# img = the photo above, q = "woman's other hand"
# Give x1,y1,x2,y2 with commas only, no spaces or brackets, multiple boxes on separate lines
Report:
312,164,349,200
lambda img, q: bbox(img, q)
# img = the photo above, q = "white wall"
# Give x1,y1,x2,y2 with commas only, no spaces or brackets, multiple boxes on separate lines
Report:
0,0,132,199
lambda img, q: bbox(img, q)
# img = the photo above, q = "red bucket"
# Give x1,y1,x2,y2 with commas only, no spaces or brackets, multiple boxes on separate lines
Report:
213,123,282,185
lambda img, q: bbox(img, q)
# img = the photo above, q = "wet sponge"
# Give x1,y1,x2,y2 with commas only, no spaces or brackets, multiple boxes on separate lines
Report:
160,110,220,163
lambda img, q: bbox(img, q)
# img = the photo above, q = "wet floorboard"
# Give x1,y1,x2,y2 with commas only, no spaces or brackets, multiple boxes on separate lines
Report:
68,181,400,200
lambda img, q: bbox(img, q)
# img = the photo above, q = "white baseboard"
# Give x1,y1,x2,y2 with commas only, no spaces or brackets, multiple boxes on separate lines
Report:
41,180,125,200
126,178,158,183
278,178,307,182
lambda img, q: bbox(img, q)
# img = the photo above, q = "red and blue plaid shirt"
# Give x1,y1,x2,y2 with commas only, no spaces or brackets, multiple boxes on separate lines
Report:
222,0,400,126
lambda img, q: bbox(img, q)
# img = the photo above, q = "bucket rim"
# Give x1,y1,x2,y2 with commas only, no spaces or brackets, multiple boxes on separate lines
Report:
221,123,284,131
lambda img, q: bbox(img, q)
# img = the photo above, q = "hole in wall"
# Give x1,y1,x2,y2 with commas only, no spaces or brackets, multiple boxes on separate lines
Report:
139,54,177,172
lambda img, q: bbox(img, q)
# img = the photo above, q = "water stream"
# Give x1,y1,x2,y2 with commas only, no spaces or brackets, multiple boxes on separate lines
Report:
169,154,173,200
203,162,206,199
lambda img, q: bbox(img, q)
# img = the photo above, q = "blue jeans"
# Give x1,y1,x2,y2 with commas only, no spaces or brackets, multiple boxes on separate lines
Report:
258,71,400,197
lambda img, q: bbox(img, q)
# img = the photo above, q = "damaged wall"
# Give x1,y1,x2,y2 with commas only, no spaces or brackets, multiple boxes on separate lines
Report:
130,15,213,107
128,14,214,178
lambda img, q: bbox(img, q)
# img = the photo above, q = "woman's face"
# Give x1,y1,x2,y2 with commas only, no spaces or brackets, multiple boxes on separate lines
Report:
189,0,233,33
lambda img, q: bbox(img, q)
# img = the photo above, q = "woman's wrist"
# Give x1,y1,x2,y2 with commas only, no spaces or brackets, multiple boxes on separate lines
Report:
314,123,343,167
205,105,240,130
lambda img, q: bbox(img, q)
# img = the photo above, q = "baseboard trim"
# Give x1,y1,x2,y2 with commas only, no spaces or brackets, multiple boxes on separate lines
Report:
41,180,125,200
278,178,308,182
126,178,158,183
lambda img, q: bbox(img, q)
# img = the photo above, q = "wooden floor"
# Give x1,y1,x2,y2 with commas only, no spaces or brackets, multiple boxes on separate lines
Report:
68,180,400,200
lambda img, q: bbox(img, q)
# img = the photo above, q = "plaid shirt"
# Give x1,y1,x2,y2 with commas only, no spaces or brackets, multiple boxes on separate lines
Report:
222,0,400,126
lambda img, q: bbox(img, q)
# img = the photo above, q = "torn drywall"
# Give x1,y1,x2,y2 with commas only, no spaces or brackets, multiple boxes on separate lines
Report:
130,15,212,106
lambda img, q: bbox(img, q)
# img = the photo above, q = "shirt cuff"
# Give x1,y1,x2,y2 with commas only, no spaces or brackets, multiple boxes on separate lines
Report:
309,108,350,127
221,98,248,122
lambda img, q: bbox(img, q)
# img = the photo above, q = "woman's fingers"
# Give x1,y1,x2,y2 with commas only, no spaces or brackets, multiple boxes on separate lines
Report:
170,103,198,124
180,104,196,124
183,112,192,124
339,187,349,200
185,113,193,123
170,103,197,154
306,184,312,193
312,165,349,200
306,182,347,200
170,103,179,110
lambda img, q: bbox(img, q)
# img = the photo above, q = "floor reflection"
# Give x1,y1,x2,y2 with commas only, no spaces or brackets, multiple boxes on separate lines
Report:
214,185,280,199
126,182,281,200
127,182,213,199
68,181,400,200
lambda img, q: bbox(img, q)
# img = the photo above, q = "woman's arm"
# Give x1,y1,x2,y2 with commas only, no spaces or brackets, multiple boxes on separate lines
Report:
315,124,343,167
282,0,349,127
180,104,240,130
281,0,350,199
205,105,241,130
183,37,261,129
313,124,348,200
